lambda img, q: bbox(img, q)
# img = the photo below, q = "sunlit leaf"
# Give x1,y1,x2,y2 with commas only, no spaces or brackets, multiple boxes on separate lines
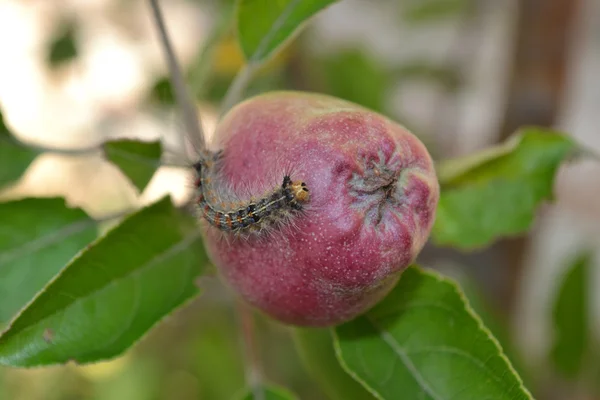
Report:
334,266,532,400
433,128,575,249
0,110,38,189
237,0,339,63
293,328,374,400
0,198,97,324
0,197,206,367
103,139,162,192
551,254,590,378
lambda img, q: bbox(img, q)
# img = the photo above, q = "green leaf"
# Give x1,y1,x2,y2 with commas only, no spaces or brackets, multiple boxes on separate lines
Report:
334,266,532,400
236,384,298,400
103,139,162,192
320,50,388,114
150,77,176,106
550,254,590,378
236,0,339,63
47,21,78,67
433,128,575,249
0,198,97,324
193,315,245,399
0,197,206,367
0,110,39,189
293,328,374,400
456,273,533,389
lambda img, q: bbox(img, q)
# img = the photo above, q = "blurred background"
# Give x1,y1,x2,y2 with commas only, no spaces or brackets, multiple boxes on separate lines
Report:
0,0,599,399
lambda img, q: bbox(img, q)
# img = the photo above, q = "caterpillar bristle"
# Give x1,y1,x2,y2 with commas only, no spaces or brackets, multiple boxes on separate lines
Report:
194,153,310,238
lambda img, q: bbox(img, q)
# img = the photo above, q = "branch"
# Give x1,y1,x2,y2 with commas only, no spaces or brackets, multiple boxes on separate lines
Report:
236,300,265,400
148,0,207,157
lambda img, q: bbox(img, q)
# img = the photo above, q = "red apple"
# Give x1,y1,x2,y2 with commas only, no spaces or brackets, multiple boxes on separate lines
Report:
201,91,439,327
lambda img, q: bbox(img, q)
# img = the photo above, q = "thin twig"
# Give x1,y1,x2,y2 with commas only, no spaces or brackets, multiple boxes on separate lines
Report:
577,143,600,163
236,299,264,400
3,136,99,156
148,0,206,156
94,206,139,223
220,63,258,118
2,135,190,169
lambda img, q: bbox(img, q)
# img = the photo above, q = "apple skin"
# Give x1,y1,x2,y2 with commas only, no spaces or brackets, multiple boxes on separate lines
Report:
201,91,439,327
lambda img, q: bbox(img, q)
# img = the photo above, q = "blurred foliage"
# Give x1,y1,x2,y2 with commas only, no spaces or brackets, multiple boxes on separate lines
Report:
150,30,292,107
550,254,590,379
318,49,389,114
400,0,471,23
235,384,298,400
0,109,39,189
293,327,374,400
151,77,176,106
46,20,78,68
393,60,462,91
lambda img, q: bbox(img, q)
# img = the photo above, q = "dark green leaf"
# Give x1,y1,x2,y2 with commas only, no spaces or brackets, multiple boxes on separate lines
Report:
433,128,575,249
236,384,298,400
103,139,162,192
0,110,39,189
237,0,339,63
551,254,590,378
293,328,374,400
47,21,78,67
0,197,206,367
0,198,97,324
334,266,532,400
150,77,175,106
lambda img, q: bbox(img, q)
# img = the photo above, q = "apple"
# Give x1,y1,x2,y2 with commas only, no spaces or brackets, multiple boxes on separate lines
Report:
200,91,439,327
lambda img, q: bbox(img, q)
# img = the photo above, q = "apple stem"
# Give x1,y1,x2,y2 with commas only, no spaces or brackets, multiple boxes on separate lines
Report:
220,63,259,118
236,299,265,400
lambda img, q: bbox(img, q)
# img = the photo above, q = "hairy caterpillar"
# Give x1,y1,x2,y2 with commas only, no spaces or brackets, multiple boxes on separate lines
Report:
192,155,310,234
148,0,310,236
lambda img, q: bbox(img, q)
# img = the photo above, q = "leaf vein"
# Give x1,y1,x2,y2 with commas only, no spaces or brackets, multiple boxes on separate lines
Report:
0,218,94,269
250,0,302,62
366,315,444,400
